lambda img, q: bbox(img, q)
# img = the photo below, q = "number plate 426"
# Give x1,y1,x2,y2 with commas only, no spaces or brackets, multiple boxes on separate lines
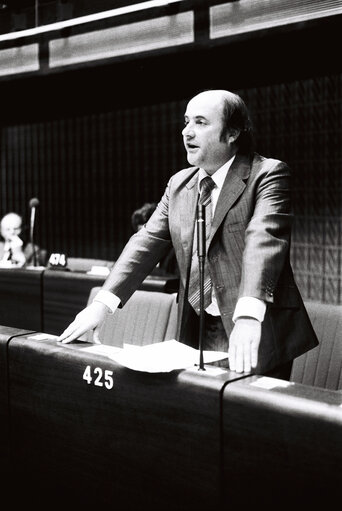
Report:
83,365,114,389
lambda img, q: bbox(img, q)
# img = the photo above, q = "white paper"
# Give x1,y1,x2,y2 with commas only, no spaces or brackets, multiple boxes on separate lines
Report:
82,344,122,356
82,339,228,373
27,333,58,341
86,265,110,276
250,376,294,389
0,261,13,268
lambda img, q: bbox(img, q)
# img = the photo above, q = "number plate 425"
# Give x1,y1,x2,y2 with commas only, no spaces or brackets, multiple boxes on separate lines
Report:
83,365,114,389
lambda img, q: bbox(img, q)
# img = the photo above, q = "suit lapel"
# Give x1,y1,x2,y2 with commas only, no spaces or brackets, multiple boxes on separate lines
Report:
177,153,251,258
209,153,251,244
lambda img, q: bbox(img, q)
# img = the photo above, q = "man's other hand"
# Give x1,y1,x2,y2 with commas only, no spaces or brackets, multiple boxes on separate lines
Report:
228,317,261,373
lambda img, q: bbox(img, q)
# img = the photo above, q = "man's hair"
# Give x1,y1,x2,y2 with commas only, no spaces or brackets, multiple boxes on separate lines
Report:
131,202,158,232
0,212,22,226
219,91,254,154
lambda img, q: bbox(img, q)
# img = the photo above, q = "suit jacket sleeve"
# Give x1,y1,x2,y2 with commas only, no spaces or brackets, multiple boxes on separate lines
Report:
238,159,293,303
101,178,173,305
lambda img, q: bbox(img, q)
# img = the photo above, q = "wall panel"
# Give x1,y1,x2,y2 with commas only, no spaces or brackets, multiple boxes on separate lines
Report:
239,75,342,304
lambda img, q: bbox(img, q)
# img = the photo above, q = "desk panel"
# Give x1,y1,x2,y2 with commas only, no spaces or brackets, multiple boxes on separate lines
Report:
8,335,237,508
0,268,43,330
0,326,36,479
222,376,342,506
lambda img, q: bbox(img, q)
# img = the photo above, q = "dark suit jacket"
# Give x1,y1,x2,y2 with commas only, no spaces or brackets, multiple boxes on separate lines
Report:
102,152,318,373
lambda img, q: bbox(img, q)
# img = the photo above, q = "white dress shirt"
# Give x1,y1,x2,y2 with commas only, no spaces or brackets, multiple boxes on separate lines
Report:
94,158,266,323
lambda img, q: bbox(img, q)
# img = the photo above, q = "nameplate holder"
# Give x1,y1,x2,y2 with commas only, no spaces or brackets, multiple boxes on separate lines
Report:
48,253,69,270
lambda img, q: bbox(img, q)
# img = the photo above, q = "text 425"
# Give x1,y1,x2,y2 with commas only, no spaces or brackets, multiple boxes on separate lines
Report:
83,365,114,389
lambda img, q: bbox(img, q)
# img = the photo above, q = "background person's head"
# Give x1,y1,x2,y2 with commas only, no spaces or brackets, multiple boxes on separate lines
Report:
0,212,23,242
131,203,158,232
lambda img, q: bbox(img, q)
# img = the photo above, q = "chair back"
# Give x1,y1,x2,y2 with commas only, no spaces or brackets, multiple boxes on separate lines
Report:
291,301,342,390
87,287,177,347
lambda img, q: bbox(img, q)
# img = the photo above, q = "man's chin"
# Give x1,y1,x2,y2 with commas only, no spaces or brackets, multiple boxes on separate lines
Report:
186,154,200,167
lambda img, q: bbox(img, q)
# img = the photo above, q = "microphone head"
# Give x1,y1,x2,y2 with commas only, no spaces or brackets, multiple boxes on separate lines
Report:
29,197,40,208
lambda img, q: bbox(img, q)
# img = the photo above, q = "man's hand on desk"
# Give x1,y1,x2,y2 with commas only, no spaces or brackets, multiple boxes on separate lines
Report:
58,301,109,344
228,317,261,374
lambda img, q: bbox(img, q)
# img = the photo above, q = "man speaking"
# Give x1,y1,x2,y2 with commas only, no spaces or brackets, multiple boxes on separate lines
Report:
58,89,318,379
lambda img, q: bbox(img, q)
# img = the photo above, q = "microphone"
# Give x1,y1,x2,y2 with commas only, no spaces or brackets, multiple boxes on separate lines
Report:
29,197,39,209
197,203,206,371
29,197,40,267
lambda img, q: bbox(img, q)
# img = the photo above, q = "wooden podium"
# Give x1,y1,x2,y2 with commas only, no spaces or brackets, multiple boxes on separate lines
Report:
7,334,238,508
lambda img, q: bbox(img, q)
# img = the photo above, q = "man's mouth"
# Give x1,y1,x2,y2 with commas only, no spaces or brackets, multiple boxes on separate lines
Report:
186,143,199,151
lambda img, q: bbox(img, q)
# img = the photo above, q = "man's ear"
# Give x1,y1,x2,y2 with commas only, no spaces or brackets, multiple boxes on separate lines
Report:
228,129,240,144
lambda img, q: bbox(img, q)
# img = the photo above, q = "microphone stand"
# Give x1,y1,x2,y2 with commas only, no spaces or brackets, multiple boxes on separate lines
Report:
197,203,206,371
30,206,37,267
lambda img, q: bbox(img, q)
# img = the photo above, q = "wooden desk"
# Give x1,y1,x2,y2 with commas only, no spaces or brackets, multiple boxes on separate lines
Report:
8,334,238,508
6,330,342,508
0,268,43,330
221,375,342,506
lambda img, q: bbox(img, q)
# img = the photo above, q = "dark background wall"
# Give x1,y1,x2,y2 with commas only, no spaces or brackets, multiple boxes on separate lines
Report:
0,4,341,304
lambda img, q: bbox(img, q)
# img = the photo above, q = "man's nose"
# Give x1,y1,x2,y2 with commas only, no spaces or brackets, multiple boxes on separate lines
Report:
182,124,194,137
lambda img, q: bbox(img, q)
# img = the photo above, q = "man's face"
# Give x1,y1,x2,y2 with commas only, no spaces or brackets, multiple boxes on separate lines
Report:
182,91,234,174
0,215,22,242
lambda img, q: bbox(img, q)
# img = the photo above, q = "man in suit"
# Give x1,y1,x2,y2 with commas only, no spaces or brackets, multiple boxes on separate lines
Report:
59,89,318,378
0,212,43,267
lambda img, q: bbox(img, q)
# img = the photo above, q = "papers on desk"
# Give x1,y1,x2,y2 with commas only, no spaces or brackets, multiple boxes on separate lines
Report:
250,376,294,390
0,261,13,268
82,339,228,373
28,333,58,341
86,265,110,276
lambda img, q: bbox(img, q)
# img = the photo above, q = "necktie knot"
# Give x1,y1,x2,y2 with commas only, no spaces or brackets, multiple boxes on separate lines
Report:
199,176,215,206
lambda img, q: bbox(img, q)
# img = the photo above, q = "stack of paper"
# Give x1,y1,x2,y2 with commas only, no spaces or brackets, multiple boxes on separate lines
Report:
82,339,228,373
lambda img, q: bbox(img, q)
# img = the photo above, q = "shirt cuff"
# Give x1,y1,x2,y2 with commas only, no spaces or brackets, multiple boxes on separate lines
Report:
93,289,121,314
233,297,266,323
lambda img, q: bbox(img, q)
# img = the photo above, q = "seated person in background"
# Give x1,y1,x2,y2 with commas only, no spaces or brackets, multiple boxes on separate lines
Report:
0,212,42,267
131,202,179,276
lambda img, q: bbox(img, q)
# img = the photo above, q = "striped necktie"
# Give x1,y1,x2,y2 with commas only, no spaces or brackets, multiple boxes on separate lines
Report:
188,176,216,314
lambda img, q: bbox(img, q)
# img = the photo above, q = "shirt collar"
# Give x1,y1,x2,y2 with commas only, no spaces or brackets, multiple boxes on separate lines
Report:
198,155,236,191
